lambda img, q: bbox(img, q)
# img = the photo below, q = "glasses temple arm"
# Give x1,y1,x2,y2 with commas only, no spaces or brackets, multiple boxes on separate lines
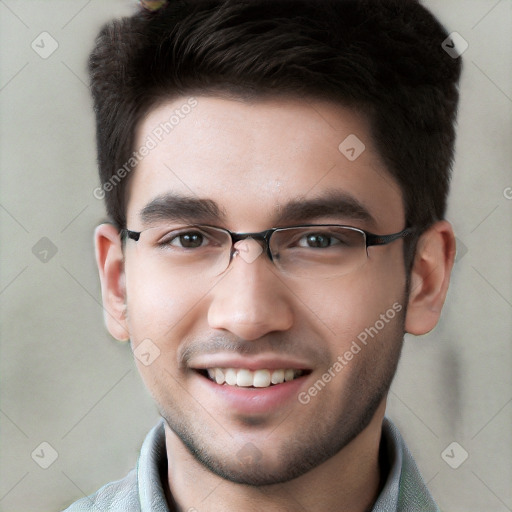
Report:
365,227,416,246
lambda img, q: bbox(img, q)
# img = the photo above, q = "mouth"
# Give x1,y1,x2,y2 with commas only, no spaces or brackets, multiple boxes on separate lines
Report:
196,368,311,388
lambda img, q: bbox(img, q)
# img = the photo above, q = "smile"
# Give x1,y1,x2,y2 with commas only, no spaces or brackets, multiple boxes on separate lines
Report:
200,368,307,388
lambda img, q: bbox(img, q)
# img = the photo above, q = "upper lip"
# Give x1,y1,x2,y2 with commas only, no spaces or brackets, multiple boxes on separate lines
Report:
190,354,312,371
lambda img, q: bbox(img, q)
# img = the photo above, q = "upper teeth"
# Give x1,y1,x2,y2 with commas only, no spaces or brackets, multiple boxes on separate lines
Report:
205,368,303,388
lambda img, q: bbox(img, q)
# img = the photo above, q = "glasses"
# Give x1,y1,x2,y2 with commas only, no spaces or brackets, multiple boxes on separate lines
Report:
121,224,415,279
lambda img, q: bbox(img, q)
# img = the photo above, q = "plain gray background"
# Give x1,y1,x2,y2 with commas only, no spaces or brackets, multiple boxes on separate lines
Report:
1,1,511,511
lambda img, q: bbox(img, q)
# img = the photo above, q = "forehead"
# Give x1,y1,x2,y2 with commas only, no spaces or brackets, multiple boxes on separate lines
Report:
127,96,404,231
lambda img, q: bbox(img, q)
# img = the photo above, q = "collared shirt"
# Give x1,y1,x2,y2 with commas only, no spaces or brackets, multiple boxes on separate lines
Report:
62,417,439,511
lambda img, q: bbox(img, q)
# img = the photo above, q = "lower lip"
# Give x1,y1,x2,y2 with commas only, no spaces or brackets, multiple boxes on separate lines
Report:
194,372,309,416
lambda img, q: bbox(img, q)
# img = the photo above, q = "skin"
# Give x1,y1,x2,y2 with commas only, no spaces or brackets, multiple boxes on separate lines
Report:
95,96,456,512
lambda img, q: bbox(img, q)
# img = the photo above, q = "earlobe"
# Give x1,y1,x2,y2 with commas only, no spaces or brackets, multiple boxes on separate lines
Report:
405,220,456,335
95,223,130,341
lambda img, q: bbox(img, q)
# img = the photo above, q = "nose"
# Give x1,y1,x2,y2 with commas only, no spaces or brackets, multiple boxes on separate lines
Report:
207,240,294,341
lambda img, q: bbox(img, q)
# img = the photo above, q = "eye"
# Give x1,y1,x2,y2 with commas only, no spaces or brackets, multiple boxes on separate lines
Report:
159,230,208,249
297,232,344,249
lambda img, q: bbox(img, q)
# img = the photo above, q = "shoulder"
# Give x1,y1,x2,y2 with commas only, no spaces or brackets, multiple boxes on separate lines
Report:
61,421,167,512
61,469,140,512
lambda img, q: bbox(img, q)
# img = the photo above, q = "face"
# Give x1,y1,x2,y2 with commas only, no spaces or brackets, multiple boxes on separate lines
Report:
122,96,408,485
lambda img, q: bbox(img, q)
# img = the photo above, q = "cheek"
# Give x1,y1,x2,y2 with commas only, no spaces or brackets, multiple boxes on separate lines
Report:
124,266,206,400
295,250,406,343
124,260,206,344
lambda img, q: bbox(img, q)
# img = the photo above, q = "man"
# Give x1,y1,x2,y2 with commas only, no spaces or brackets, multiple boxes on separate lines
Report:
65,0,461,510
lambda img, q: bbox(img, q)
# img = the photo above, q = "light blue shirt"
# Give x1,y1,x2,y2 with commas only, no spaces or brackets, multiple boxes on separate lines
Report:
62,417,439,511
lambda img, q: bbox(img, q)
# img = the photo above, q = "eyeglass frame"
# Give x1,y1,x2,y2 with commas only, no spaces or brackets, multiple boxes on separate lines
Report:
121,223,416,268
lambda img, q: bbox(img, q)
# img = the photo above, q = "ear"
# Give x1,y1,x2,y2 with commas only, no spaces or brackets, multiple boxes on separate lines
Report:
94,223,130,341
405,220,456,335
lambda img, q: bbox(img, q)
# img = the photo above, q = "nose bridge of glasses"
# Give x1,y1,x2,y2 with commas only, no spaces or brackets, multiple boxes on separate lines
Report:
229,230,274,261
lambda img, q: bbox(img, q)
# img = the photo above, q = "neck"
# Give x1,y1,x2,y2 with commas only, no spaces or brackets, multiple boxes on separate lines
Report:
164,404,386,512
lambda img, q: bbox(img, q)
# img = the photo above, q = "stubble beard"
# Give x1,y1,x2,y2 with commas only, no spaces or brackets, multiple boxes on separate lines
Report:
158,311,406,487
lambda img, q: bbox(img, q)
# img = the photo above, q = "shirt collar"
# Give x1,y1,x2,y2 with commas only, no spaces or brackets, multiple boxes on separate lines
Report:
137,420,170,511
372,417,439,512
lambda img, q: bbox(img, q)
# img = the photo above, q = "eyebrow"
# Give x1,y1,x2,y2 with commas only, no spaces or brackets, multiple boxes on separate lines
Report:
138,190,375,228
140,193,226,226
276,191,375,226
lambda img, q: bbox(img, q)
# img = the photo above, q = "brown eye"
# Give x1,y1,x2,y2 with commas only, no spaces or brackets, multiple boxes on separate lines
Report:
304,234,331,248
157,229,208,249
297,232,343,249
171,232,205,248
